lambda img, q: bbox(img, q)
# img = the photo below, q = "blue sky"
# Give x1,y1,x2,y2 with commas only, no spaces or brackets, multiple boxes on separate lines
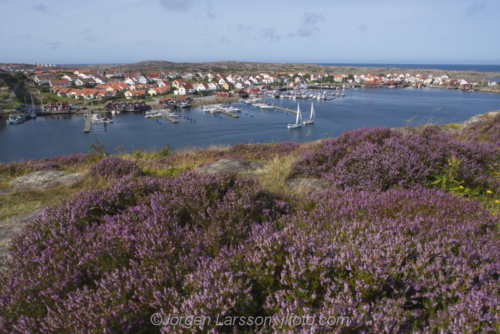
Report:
0,0,499,65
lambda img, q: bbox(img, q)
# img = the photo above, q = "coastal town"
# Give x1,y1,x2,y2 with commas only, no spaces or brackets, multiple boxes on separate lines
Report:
1,62,499,115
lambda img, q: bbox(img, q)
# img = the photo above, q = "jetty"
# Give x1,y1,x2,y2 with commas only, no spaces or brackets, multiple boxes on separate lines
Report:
163,114,179,123
219,110,239,118
83,112,91,133
274,106,298,114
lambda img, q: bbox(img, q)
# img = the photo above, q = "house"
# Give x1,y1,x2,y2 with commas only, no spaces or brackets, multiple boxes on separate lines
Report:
50,85,64,94
207,82,219,91
124,71,141,79
34,75,56,85
91,75,109,85
75,88,99,99
124,90,146,99
181,72,194,80
107,82,128,92
43,101,70,111
138,76,149,84
75,78,96,86
61,74,78,82
49,79,71,88
176,84,194,96
105,69,124,78
157,79,172,88
96,90,116,99
172,79,187,88
124,77,137,85
57,87,73,97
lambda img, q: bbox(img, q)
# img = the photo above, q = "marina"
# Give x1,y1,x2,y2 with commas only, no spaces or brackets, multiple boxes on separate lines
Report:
2,87,500,163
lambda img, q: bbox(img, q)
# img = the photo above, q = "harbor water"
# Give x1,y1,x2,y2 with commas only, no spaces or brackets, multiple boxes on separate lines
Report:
1,87,500,163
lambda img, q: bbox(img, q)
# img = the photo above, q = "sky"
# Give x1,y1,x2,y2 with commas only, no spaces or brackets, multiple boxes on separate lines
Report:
0,0,499,65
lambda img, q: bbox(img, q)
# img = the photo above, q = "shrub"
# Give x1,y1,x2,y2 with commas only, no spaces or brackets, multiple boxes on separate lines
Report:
89,156,142,179
0,173,291,333
293,127,500,192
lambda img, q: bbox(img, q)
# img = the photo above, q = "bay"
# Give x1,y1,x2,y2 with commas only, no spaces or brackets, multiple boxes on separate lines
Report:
1,87,500,163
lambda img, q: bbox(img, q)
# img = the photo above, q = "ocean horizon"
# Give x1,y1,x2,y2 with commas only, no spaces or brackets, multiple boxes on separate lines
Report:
313,63,500,73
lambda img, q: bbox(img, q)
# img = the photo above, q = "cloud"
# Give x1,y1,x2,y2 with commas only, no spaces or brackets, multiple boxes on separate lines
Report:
261,27,281,43
158,0,193,12
220,36,232,44
465,0,485,17
358,24,367,31
77,28,100,42
288,12,325,38
42,40,61,50
33,2,49,12
206,0,215,19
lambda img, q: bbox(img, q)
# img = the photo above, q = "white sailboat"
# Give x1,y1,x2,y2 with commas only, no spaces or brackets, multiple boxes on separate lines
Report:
287,104,302,129
303,103,315,125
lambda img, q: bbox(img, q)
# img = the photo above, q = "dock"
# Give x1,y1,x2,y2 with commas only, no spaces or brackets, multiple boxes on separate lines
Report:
219,110,239,118
83,112,91,133
163,114,179,123
274,106,298,114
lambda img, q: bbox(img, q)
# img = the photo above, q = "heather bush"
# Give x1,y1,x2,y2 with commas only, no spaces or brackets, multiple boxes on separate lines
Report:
175,189,500,333
293,127,500,192
89,156,142,179
0,172,291,333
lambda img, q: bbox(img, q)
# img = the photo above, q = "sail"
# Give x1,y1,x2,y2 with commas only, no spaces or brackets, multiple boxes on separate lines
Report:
296,104,301,124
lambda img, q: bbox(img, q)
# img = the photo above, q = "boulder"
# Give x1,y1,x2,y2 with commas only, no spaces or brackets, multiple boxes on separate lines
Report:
460,110,500,130
8,170,86,190
286,178,330,192
195,159,266,175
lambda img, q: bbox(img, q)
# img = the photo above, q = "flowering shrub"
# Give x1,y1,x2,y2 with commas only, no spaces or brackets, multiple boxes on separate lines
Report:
1,172,498,333
89,156,142,179
293,127,500,192
0,172,291,333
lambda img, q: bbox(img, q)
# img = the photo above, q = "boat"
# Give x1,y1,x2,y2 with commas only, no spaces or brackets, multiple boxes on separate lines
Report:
303,103,315,125
179,102,191,108
91,114,113,123
5,114,25,124
145,112,163,118
287,104,302,129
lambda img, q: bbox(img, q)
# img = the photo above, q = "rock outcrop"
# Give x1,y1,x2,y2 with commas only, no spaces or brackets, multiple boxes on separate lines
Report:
8,170,86,190
195,159,266,175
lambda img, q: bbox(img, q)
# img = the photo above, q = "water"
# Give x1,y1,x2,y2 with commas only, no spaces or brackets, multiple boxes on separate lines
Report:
1,88,500,163
314,63,500,73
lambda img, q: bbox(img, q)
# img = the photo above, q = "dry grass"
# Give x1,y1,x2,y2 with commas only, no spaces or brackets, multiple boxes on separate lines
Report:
256,153,300,194
0,176,109,221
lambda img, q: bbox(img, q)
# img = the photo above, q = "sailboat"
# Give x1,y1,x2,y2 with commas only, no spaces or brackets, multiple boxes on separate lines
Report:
287,103,302,129
303,103,315,125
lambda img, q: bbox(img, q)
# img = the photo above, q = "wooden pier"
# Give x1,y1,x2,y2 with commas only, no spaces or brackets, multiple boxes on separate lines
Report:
83,112,91,133
219,110,239,118
274,106,298,114
163,114,179,123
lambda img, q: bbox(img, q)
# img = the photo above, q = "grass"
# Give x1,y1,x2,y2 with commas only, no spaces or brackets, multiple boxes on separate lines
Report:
0,177,104,221
256,153,299,194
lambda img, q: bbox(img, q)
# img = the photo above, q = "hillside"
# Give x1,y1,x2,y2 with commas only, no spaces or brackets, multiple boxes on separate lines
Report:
81,60,500,83
0,111,499,332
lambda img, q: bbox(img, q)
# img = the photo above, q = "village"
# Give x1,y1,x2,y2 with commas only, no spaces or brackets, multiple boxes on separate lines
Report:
1,62,499,114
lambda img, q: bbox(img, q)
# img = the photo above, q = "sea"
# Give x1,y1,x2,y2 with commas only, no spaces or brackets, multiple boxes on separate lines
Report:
1,87,500,163
314,63,500,73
